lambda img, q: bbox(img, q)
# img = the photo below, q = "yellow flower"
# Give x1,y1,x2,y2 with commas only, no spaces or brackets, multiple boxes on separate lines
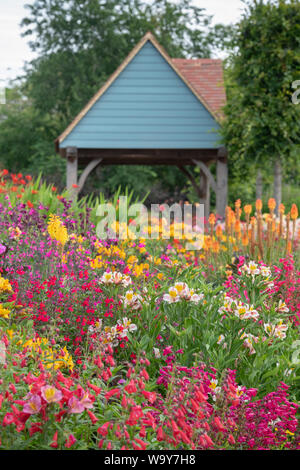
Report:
7,329,14,339
21,337,74,371
0,276,12,293
47,214,69,246
0,304,10,319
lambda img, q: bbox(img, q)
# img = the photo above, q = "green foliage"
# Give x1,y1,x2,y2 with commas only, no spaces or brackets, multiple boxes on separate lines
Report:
222,0,300,172
0,86,59,174
0,0,234,200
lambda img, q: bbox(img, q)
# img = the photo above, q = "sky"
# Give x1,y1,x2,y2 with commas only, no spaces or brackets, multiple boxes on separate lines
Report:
0,0,245,86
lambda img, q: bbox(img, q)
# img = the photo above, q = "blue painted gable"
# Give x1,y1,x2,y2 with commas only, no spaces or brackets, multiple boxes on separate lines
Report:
60,41,221,149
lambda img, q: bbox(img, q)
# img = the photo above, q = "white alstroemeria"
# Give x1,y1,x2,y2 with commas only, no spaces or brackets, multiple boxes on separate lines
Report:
121,275,132,287
153,347,161,358
243,305,259,321
274,320,288,339
217,334,225,344
216,334,227,348
240,332,258,355
218,295,237,314
104,325,118,345
117,317,137,334
235,302,248,318
122,290,144,310
264,323,275,336
264,320,288,340
260,265,272,278
247,261,260,276
174,282,189,297
276,300,289,314
112,271,123,284
189,293,204,304
163,286,180,303
100,271,113,284
163,283,204,304
0,341,6,365
99,270,132,287
208,379,221,399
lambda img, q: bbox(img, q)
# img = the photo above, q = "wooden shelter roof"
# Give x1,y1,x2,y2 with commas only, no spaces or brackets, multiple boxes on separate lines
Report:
56,32,226,165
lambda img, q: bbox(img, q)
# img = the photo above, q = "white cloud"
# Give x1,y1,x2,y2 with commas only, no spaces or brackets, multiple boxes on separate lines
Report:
194,0,244,25
0,0,244,85
0,0,36,84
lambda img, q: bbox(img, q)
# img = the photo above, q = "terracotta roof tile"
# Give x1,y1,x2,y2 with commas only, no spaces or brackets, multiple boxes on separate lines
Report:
172,58,226,118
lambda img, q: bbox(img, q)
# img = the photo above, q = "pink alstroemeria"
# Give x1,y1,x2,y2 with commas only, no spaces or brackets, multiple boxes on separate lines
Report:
23,394,42,415
68,390,94,414
68,396,85,414
41,385,63,404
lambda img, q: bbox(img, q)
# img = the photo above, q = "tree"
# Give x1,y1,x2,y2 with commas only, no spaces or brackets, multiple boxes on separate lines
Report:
222,0,300,212
0,0,232,199
21,0,233,128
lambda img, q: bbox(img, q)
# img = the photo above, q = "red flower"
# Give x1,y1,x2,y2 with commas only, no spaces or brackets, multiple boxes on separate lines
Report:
105,389,120,400
50,431,58,448
87,381,102,395
97,422,111,437
141,390,156,404
124,379,137,394
65,434,76,448
87,410,98,424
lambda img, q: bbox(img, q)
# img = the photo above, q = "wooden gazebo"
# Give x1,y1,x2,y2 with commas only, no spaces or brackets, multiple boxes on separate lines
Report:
55,32,227,216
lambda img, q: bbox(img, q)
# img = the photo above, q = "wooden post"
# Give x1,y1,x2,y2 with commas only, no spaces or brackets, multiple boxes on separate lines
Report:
200,173,210,220
273,157,282,215
192,160,217,219
66,147,78,199
256,169,263,201
216,147,228,218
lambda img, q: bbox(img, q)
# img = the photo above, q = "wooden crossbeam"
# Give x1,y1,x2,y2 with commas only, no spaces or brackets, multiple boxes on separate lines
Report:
192,159,217,193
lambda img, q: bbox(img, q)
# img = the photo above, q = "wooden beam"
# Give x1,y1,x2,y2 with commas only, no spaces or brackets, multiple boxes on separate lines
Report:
76,148,218,160
192,159,217,193
178,165,210,218
216,159,228,217
77,158,103,194
178,166,203,199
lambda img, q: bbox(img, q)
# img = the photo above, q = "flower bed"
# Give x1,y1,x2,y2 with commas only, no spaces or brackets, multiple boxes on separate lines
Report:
0,171,299,449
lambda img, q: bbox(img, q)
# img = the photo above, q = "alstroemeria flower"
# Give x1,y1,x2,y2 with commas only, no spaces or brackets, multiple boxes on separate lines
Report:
68,390,94,414
41,385,63,403
68,396,85,414
23,394,42,415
